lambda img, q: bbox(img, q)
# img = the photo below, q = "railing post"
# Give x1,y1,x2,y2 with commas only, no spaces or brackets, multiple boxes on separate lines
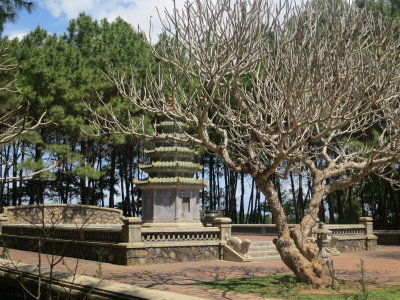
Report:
359,217,374,236
213,217,232,241
122,217,142,243
0,214,9,234
261,226,266,235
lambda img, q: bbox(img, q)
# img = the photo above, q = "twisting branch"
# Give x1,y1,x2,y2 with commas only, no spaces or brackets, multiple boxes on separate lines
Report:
89,0,400,286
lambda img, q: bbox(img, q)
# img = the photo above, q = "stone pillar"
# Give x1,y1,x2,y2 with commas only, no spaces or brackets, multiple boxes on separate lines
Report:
213,217,232,241
359,217,374,236
0,214,9,234
122,217,142,243
359,217,377,251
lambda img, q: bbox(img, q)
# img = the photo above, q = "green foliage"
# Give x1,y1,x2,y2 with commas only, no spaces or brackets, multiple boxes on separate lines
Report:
94,247,105,278
0,0,33,33
1,13,157,206
356,0,400,19
195,274,400,300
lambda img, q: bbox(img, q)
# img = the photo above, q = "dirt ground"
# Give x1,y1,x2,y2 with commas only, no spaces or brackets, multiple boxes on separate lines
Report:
1,235,400,300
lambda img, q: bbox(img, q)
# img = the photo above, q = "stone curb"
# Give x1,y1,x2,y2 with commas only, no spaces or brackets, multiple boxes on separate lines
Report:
0,258,207,300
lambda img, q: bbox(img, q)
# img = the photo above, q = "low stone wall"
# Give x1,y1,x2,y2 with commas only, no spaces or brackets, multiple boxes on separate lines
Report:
0,217,227,265
231,224,296,235
126,244,219,265
2,204,123,225
335,236,377,252
1,224,123,243
232,217,377,253
0,234,220,265
374,230,400,245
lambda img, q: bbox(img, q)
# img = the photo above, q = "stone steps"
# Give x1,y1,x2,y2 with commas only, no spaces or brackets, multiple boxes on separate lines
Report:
247,241,281,261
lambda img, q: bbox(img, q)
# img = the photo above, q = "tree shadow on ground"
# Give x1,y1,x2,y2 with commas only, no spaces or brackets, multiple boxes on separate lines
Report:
107,265,290,300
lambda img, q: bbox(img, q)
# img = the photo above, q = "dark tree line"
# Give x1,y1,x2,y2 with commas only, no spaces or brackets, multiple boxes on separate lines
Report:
0,2,399,229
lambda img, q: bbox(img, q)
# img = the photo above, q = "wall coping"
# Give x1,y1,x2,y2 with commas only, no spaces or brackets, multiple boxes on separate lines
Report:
336,235,377,240
374,230,400,235
231,223,365,228
231,224,296,227
0,233,222,249
2,224,122,229
325,224,365,229
2,204,123,214
141,227,219,233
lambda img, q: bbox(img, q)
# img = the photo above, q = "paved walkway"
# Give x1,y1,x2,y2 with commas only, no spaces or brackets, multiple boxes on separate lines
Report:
2,235,400,299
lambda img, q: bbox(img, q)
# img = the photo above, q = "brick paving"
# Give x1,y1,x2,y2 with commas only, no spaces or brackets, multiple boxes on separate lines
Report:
1,235,400,299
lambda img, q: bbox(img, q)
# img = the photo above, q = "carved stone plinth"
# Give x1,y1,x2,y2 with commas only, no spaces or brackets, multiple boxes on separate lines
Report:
140,184,203,227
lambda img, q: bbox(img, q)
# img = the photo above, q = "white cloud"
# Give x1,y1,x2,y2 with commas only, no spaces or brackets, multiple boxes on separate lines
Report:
6,30,29,40
41,0,187,39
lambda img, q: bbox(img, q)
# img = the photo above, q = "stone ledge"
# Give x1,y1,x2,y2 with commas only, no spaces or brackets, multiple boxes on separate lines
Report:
0,258,207,300
0,234,126,248
3,204,123,225
374,230,400,235
3,204,123,214
129,240,221,248
142,226,219,233
2,224,123,229
336,235,377,241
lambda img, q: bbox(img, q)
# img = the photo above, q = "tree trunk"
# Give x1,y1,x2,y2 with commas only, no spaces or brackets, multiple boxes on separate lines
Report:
256,186,261,223
246,179,255,223
209,153,214,210
11,142,19,206
201,155,205,210
79,141,88,205
0,145,11,208
298,173,304,220
124,147,132,217
18,143,25,205
325,178,335,224
290,171,299,223
239,172,245,224
216,158,221,209
228,170,238,223
119,153,126,215
256,178,332,288
109,147,116,208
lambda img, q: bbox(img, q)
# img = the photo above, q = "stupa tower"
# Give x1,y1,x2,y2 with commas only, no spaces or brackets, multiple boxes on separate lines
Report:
134,103,206,227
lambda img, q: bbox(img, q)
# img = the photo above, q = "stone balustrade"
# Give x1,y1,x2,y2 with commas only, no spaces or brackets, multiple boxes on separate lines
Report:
1,211,394,264
1,224,122,243
232,219,371,237
1,220,227,245
231,224,297,235
231,218,378,252
141,227,220,242
324,224,366,236
0,216,233,265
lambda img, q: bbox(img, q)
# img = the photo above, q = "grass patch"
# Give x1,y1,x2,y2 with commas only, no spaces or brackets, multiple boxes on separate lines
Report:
194,274,400,300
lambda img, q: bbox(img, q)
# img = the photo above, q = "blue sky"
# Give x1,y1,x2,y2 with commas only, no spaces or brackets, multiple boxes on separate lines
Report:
3,0,187,39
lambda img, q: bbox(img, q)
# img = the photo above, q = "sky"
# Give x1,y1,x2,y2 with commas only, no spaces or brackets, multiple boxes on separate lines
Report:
3,0,187,40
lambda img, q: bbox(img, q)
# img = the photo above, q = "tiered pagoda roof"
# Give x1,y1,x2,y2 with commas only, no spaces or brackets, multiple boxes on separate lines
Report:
134,115,206,187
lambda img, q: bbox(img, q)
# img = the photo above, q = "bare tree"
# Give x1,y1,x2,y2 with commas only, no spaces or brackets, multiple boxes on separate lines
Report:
89,0,400,287
0,47,50,146
0,47,55,186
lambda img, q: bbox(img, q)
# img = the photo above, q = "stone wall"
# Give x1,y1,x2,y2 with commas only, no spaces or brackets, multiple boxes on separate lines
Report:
0,234,127,264
374,230,400,245
126,245,219,265
2,204,123,225
335,236,377,252
0,234,220,266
